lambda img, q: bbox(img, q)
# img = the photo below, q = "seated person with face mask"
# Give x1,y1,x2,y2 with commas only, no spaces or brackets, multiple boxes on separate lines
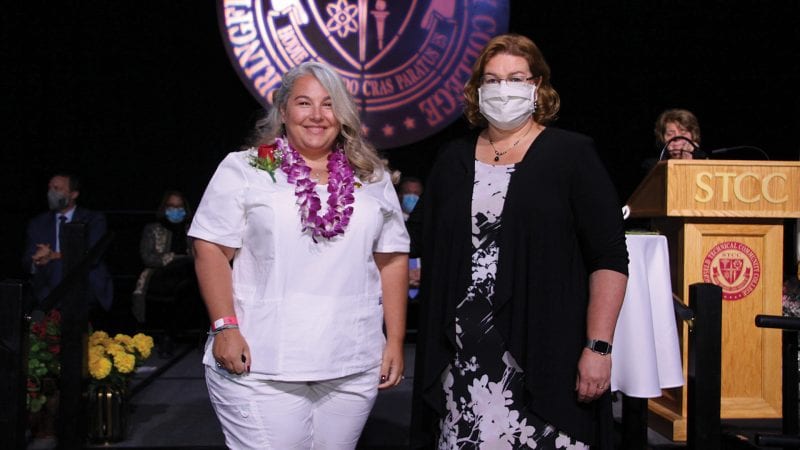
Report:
23,172,114,321
132,190,200,357
398,177,423,300
398,176,423,221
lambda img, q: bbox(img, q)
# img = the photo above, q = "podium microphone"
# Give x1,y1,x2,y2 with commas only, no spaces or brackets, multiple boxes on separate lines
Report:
658,136,703,161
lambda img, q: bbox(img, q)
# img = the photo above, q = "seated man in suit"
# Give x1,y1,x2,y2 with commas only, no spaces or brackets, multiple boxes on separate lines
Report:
23,173,113,315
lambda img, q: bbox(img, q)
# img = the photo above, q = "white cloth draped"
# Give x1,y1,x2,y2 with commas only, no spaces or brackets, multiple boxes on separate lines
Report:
611,234,685,398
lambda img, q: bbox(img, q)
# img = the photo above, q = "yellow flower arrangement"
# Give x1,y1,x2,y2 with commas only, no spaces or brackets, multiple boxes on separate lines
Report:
87,331,154,388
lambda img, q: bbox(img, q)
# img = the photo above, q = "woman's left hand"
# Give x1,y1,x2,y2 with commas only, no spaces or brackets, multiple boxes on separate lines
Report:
378,339,405,390
575,348,611,402
374,252,408,390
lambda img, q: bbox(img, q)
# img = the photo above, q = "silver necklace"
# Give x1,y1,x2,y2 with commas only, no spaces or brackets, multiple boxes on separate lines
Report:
488,122,534,162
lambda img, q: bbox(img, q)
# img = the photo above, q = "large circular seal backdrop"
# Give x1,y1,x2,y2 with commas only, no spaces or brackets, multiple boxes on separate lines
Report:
218,0,510,149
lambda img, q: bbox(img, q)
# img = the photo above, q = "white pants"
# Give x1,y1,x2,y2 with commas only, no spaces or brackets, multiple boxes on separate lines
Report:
205,366,380,449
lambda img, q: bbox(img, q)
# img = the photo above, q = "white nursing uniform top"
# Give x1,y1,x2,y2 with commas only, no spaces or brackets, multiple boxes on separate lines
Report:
189,150,410,381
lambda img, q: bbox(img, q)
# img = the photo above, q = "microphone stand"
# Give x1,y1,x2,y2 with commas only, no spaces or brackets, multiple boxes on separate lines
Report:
658,136,702,161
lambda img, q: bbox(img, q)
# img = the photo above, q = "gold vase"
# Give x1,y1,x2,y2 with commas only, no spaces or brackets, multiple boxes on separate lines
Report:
87,383,127,443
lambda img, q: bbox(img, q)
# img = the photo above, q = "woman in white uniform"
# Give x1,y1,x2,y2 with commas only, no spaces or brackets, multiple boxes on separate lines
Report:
189,61,410,449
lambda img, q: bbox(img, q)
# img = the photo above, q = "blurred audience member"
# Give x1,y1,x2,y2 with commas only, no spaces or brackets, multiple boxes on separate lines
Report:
398,176,424,220
132,190,200,357
397,177,424,299
23,173,113,317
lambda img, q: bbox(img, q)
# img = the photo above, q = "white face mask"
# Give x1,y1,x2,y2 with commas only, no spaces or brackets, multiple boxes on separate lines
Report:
478,82,537,130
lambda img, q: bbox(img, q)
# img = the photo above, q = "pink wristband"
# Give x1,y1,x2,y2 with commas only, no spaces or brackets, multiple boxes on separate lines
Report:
212,316,238,331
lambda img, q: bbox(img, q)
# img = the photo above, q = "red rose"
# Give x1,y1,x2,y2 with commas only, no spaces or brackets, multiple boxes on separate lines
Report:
32,322,46,338
49,344,60,355
258,144,277,162
252,143,281,182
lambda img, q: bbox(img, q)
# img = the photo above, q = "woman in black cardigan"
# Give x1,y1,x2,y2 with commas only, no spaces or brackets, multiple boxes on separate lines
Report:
408,34,629,449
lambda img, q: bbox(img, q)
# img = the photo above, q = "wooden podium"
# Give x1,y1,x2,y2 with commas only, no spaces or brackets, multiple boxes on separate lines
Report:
626,160,800,441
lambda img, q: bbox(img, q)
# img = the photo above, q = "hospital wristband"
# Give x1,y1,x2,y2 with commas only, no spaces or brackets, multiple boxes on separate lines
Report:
212,316,238,332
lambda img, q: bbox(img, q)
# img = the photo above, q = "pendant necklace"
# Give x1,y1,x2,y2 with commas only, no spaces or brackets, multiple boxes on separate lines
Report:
488,121,534,162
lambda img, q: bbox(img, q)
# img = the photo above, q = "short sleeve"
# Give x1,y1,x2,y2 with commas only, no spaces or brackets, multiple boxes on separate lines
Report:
373,173,410,253
188,152,249,248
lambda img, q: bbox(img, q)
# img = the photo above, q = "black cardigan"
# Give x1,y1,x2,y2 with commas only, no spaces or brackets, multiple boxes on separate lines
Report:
408,127,629,447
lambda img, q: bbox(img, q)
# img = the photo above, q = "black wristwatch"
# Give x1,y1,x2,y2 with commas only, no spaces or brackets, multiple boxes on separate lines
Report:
586,339,613,355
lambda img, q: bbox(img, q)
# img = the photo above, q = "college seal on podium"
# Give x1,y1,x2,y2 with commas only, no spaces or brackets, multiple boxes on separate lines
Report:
702,241,761,301
218,0,509,149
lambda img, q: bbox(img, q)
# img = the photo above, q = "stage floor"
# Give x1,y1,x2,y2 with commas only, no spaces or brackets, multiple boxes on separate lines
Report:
27,339,780,449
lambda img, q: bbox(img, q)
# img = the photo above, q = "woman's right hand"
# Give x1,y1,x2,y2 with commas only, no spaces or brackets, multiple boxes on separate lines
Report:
212,327,251,375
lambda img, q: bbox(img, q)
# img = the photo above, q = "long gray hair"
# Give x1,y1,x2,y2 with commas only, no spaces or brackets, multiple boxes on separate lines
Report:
251,61,384,182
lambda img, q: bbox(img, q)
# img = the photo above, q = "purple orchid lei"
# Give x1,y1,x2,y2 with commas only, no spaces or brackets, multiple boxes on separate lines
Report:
275,136,356,242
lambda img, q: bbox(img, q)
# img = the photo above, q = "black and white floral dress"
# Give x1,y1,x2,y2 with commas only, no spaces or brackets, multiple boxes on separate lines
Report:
437,160,588,450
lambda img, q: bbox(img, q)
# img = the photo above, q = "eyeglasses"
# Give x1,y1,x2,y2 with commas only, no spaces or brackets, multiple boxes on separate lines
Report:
481,76,537,86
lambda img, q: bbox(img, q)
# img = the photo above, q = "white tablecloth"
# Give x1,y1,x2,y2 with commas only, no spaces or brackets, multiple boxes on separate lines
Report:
610,234,685,398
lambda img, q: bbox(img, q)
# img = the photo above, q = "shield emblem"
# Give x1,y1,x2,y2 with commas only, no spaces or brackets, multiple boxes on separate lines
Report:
719,258,744,285
304,0,420,70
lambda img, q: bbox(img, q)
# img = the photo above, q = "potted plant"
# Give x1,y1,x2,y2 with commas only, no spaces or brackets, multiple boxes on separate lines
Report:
26,309,61,438
86,330,154,443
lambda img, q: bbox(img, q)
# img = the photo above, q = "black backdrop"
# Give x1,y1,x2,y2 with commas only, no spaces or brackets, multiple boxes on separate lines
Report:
3,1,799,280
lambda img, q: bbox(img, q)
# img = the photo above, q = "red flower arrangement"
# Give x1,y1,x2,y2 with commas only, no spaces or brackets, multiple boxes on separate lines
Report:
27,309,61,412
